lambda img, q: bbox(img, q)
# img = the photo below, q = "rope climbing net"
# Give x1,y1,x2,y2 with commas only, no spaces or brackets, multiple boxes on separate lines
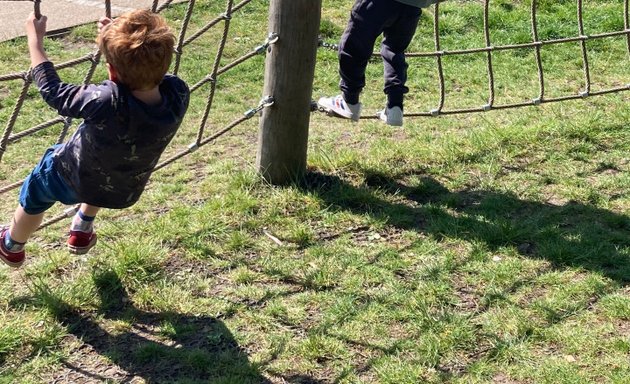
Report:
317,0,630,118
0,0,275,230
0,0,628,231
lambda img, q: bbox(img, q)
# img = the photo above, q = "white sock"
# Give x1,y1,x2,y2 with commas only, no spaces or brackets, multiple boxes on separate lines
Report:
71,210,94,233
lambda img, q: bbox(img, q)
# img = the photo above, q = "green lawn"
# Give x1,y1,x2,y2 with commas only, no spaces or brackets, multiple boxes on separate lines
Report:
0,0,628,383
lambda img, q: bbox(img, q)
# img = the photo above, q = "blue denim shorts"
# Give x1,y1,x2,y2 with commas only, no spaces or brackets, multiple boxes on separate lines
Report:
19,146,80,215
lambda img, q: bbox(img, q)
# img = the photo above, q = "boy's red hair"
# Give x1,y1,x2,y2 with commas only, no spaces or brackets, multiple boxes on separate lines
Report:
98,10,175,90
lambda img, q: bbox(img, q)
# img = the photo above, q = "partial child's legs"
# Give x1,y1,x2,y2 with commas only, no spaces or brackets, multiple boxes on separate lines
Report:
0,145,93,267
380,5,422,110
338,0,394,104
9,206,45,244
0,206,44,268
1,146,72,267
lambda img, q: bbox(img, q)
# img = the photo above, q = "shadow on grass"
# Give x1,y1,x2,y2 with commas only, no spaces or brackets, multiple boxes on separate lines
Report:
300,169,630,284
10,270,272,383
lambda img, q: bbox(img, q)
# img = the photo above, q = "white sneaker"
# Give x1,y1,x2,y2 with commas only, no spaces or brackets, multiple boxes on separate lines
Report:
317,94,362,122
377,106,403,126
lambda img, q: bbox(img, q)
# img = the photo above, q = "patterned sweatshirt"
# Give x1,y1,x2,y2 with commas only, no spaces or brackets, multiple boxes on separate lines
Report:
32,61,190,209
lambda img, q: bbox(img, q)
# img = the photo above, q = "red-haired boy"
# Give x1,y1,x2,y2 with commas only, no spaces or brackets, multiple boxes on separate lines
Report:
0,10,190,267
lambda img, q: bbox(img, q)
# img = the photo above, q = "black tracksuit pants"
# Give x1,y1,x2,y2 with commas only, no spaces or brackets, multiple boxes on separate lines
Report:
339,0,422,109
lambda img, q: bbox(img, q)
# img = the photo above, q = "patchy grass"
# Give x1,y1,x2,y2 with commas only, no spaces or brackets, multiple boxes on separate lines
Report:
0,0,629,383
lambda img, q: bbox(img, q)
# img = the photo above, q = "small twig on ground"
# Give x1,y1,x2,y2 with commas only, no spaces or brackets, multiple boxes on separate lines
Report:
263,229,283,246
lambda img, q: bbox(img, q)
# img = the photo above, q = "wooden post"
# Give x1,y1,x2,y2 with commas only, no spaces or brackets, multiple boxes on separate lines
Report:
256,0,322,184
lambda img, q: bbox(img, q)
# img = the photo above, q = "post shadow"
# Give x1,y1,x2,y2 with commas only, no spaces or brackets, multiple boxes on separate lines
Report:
10,269,272,383
299,169,630,284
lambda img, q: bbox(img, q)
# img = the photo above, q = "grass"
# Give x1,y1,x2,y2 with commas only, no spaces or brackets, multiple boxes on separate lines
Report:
0,0,629,382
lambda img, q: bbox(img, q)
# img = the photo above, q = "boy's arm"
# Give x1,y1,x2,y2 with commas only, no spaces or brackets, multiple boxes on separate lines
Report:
25,12,49,67
26,12,109,119
32,64,111,120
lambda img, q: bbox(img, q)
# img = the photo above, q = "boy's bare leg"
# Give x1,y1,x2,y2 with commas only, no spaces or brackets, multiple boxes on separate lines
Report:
9,206,45,243
0,206,39,267
79,204,100,218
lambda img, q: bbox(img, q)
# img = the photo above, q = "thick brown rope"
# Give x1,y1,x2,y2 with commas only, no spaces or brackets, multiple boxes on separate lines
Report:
9,117,65,143
625,0,629,55
182,0,253,47
172,0,196,75
577,0,591,96
432,1,445,115
483,0,495,109
531,0,545,103
0,74,32,163
190,33,277,93
195,0,234,145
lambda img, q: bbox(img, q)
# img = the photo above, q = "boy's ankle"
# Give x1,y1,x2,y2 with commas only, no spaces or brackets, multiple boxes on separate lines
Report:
3,230,25,252
0,227,25,268
386,93,404,111
342,92,360,106
71,210,95,233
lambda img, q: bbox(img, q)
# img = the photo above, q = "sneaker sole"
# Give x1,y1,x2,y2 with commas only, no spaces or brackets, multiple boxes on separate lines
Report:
0,227,24,268
377,112,403,126
67,234,97,255
319,104,354,119
0,254,23,268
317,99,362,121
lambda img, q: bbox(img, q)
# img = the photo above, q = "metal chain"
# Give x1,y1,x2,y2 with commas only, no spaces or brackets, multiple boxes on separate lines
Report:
318,38,339,52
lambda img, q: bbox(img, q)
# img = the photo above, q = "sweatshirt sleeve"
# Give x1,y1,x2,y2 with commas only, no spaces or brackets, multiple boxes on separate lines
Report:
32,61,113,120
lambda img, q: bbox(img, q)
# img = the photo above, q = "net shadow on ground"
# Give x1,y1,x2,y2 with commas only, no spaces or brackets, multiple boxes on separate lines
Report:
291,166,629,379
299,168,630,285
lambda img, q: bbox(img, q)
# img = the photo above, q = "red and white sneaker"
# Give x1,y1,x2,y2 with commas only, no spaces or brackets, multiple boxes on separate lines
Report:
0,227,25,268
67,230,97,255
317,94,362,121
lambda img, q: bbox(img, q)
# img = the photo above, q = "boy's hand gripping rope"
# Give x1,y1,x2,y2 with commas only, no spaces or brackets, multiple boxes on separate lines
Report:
33,0,41,19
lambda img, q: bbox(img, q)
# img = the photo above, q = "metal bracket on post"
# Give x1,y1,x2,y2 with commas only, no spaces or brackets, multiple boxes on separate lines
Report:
254,32,279,55
245,96,275,118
